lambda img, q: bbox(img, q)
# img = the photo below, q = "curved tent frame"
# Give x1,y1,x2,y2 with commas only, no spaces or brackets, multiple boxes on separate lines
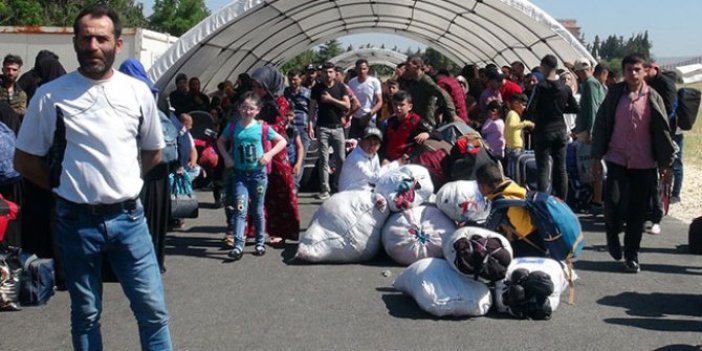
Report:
330,48,408,72
149,0,593,94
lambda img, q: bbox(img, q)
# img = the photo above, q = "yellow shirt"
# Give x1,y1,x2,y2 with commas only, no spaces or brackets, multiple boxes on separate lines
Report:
487,180,536,240
504,110,534,149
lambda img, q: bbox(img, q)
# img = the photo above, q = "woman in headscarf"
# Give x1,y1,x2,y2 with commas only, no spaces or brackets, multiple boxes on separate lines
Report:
250,65,300,244
118,59,170,273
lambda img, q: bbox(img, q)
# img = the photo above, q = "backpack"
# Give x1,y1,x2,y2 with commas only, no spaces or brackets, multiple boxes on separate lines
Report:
675,87,701,131
444,131,500,182
19,253,54,306
0,122,21,186
487,191,584,261
158,111,179,164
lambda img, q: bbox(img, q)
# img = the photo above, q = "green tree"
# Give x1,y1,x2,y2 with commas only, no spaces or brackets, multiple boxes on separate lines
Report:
317,39,342,62
0,0,147,27
149,0,209,36
280,49,317,75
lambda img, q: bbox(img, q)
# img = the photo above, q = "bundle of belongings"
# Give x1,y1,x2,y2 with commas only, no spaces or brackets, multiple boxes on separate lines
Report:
381,205,456,266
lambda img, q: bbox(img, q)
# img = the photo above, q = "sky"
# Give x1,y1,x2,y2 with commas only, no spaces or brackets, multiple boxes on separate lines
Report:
139,0,701,59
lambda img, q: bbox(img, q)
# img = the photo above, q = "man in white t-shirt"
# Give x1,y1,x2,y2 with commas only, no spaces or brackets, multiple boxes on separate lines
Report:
347,59,383,139
13,6,172,350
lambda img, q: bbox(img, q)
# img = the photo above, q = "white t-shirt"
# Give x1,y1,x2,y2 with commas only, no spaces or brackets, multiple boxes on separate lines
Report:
16,70,165,204
348,76,382,119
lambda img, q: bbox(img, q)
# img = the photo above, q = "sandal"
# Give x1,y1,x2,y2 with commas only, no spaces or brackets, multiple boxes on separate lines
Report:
267,237,285,247
222,232,234,248
254,245,266,256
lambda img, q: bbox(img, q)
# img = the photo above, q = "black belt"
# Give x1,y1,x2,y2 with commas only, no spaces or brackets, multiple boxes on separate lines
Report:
61,198,138,216
318,124,342,129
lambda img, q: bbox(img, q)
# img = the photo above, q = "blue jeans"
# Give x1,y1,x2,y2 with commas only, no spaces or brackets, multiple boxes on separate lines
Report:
55,198,172,351
672,133,684,198
294,124,310,188
230,169,268,250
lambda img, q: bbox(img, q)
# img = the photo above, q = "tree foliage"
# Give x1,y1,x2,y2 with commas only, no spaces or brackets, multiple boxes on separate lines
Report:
590,31,652,62
317,39,343,63
149,0,209,36
0,0,147,27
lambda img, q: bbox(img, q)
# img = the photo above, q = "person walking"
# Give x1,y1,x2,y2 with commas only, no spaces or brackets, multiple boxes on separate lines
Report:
14,6,172,349
591,54,676,273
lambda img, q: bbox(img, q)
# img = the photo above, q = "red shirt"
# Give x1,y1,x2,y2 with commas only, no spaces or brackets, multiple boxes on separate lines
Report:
605,85,656,169
499,80,523,103
382,111,424,161
437,76,469,122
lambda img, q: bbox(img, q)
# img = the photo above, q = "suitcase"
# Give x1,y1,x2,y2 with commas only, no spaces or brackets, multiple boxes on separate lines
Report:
689,216,702,254
516,151,551,192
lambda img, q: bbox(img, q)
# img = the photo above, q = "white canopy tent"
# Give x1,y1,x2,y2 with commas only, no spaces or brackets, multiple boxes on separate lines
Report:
149,0,593,95
329,48,408,72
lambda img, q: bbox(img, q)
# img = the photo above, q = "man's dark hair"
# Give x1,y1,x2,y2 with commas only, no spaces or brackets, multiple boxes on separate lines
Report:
511,93,529,103
3,54,23,67
594,62,609,75
392,90,412,104
476,163,504,191
189,77,200,84
396,62,407,69
435,68,450,77
485,63,498,72
73,5,122,38
355,58,368,67
540,54,558,71
322,62,335,70
621,53,647,69
175,73,187,83
511,61,525,70
461,64,477,79
287,68,303,77
385,78,398,86
407,56,424,67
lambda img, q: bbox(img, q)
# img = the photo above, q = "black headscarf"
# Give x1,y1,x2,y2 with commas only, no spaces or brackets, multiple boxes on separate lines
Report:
0,102,20,134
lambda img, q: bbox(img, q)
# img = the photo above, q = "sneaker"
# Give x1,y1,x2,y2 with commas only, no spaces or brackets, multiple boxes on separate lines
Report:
589,203,604,216
649,223,661,235
227,248,243,261
254,245,266,256
624,259,640,273
670,196,681,204
316,192,331,200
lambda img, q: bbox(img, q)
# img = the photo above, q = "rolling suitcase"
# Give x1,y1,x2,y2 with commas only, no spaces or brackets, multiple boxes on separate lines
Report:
516,151,551,192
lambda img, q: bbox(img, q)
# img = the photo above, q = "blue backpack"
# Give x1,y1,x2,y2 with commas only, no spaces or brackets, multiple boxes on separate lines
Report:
19,253,55,306
158,111,179,164
0,121,21,186
486,191,584,261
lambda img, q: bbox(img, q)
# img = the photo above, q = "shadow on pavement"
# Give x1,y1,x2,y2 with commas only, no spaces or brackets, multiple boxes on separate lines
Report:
575,259,702,276
598,292,702,318
376,288,442,321
603,318,702,333
653,345,702,351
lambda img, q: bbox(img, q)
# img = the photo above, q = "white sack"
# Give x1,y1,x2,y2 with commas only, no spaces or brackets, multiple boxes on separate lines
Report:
435,180,491,223
443,226,513,280
296,190,389,263
375,165,434,212
494,257,572,313
393,258,492,317
382,206,457,266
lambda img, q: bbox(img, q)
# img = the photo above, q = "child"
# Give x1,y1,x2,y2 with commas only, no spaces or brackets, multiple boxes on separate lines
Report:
338,127,384,192
476,163,545,258
380,90,436,163
379,78,400,123
503,94,535,179
178,113,201,181
285,103,305,188
481,100,506,162
216,91,287,261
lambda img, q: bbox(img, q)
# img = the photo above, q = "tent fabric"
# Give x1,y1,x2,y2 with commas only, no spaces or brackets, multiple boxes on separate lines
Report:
149,0,594,95
330,48,408,71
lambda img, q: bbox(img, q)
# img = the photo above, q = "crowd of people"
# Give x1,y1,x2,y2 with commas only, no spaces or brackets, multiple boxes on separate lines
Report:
0,4,686,350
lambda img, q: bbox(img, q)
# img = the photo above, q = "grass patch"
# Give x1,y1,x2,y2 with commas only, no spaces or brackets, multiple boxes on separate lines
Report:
679,81,702,167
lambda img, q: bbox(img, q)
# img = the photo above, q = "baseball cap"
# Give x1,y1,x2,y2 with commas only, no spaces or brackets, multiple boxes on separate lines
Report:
305,64,315,71
573,58,591,71
362,126,383,141
485,69,504,82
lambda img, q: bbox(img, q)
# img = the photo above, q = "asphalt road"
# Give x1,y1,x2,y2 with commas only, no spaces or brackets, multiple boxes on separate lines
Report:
2,190,702,351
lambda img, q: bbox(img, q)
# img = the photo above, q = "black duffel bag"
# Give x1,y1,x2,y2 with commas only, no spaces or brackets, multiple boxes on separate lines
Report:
170,173,199,219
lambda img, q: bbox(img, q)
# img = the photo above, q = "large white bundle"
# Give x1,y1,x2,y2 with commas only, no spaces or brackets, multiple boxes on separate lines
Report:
494,257,572,314
435,181,490,223
381,206,457,266
443,226,513,282
393,258,492,317
375,165,434,212
295,190,389,263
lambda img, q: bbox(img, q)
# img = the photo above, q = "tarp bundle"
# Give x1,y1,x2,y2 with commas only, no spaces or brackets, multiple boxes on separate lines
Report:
436,180,491,224
443,227,513,282
494,257,573,319
381,205,457,266
296,190,389,263
393,258,492,317
375,165,434,212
